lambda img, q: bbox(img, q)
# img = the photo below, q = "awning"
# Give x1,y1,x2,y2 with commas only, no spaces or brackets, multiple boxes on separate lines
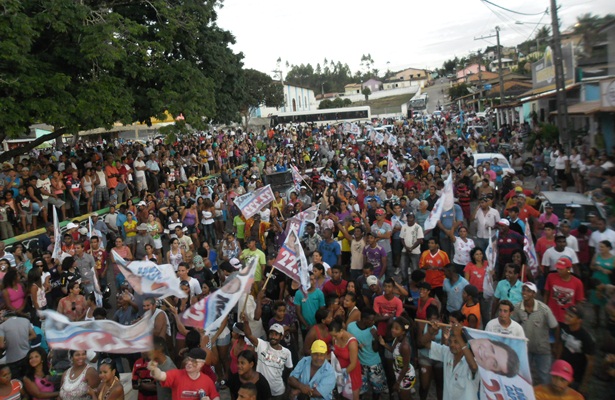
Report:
551,101,615,115
518,81,578,102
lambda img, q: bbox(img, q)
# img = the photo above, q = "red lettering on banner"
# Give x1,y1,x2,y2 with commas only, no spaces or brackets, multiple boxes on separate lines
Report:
482,378,505,400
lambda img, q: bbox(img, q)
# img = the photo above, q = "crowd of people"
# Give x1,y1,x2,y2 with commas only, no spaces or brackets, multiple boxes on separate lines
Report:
0,117,614,400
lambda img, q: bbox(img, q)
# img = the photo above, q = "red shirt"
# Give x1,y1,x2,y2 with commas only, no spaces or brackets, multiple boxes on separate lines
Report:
322,279,348,298
545,273,585,323
373,294,404,336
535,237,556,264
518,205,540,222
161,369,219,400
132,358,156,400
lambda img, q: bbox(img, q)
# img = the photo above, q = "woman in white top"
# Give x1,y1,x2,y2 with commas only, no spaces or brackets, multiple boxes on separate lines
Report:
554,147,570,191
81,168,95,214
167,238,185,272
569,147,583,193
308,250,332,277
451,226,476,275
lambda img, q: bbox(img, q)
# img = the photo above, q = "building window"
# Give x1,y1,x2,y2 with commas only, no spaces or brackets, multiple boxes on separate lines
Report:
298,97,301,108
304,96,307,109
292,99,297,112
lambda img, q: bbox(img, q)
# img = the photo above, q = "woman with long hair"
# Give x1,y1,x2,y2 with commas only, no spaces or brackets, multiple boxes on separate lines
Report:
342,292,361,327
166,238,185,272
26,266,47,326
589,240,615,327
303,308,332,356
57,281,87,322
181,200,200,250
213,193,225,241
111,238,132,289
23,348,58,399
59,350,100,400
2,268,26,313
146,213,163,262
0,364,26,400
87,358,123,400
226,350,271,400
464,247,491,325
329,319,361,400
450,225,475,275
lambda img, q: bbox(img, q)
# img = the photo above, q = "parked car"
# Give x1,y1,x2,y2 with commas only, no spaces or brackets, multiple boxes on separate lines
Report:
472,153,515,177
536,191,607,223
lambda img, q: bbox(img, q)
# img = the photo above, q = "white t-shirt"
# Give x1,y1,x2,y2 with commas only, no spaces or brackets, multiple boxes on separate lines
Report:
133,160,146,179
541,247,579,271
589,229,615,255
36,178,52,199
187,277,202,297
400,223,424,255
255,338,293,396
485,318,526,338
555,154,568,170
453,237,475,265
565,235,579,253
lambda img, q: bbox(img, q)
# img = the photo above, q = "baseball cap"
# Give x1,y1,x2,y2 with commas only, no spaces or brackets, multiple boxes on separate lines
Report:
232,322,245,336
78,227,88,235
375,209,386,216
556,257,573,269
366,275,379,286
66,222,79,230
566,305,584,319
559,219,570,226
311,339,328,354
138,201,146,206
269,323,285,335
186,347,207,361
522,282,538,293
229,258,242,269
550,360,574,382
544,202,553,208
497,219,510,226
514,187,523,193
516,193,526,199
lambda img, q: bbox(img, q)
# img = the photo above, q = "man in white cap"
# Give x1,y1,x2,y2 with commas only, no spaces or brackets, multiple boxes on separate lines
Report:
512,282,559,385
241,316,292,400
297,186,311,210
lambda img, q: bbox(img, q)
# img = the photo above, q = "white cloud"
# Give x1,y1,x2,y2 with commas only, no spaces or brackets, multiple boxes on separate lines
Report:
217,0,613,75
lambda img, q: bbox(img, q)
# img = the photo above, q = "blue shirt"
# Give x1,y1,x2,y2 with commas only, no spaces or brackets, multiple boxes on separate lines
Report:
347,322,381,367
116,212,127,238
443,276,469,312
289,357,337,400
439,204,464,233
491,164,503,183
494,279,523,304
318,240,341,267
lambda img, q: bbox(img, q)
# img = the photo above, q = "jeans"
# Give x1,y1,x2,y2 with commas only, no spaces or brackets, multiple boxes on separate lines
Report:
401,252,420,282
529,352,552,385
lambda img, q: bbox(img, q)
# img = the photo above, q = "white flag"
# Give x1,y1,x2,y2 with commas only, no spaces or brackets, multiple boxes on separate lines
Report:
387,150,405,183
424,173,454,231
51,207,62,261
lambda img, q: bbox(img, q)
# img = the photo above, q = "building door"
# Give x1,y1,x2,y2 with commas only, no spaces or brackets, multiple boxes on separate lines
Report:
292,99,296,111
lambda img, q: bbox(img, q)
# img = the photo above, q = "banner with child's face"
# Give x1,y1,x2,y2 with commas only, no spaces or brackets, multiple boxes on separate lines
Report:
464,328,535,400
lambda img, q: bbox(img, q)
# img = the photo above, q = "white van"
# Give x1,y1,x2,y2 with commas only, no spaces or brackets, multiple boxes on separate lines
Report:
473,153,515,176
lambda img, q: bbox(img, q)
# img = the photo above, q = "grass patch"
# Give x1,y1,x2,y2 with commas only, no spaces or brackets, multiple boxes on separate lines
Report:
352,94,414,114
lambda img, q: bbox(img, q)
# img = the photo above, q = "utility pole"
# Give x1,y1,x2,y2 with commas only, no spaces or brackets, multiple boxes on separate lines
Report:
549,0,570,148
475,27,506,124
495,27,505,105
477,51,484,112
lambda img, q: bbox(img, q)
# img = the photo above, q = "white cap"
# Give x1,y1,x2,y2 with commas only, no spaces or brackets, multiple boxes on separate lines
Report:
66,222,79,230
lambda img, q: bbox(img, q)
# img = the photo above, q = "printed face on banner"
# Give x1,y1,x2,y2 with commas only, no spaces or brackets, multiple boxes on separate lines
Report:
465,328,535,400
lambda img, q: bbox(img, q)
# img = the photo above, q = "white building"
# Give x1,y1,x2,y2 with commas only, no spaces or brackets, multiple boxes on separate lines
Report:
252,82,316,118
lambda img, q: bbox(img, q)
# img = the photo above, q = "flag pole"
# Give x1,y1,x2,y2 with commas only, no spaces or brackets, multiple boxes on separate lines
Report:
291,164,314,193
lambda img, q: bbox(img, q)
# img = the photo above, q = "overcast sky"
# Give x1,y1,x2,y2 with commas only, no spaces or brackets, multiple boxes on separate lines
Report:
216,0,613,77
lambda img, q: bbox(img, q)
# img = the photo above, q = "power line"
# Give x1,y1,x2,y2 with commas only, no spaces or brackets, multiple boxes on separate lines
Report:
481,0,547,16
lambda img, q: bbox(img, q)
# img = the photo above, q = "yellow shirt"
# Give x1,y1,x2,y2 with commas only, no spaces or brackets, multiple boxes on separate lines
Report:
337,226,354,252
124,220,137,237
534,385,584,400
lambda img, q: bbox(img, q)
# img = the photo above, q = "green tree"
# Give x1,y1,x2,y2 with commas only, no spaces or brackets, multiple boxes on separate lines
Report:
240,69,284,128
448,83,469,100
0,0,243,162
362,87,372,101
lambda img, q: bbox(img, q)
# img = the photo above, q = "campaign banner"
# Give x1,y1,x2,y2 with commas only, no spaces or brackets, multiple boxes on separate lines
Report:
233,184,275,220
386,134,398,147
41,309,154,353
387,150,404,183
523,219,539,278
464,327,535,400
424,173,454,231
111,249,129,267
290,165,303,193
273,225,310,294
181,257,257,334
117,260,186,299
374,132,385,145
284,203,319,239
